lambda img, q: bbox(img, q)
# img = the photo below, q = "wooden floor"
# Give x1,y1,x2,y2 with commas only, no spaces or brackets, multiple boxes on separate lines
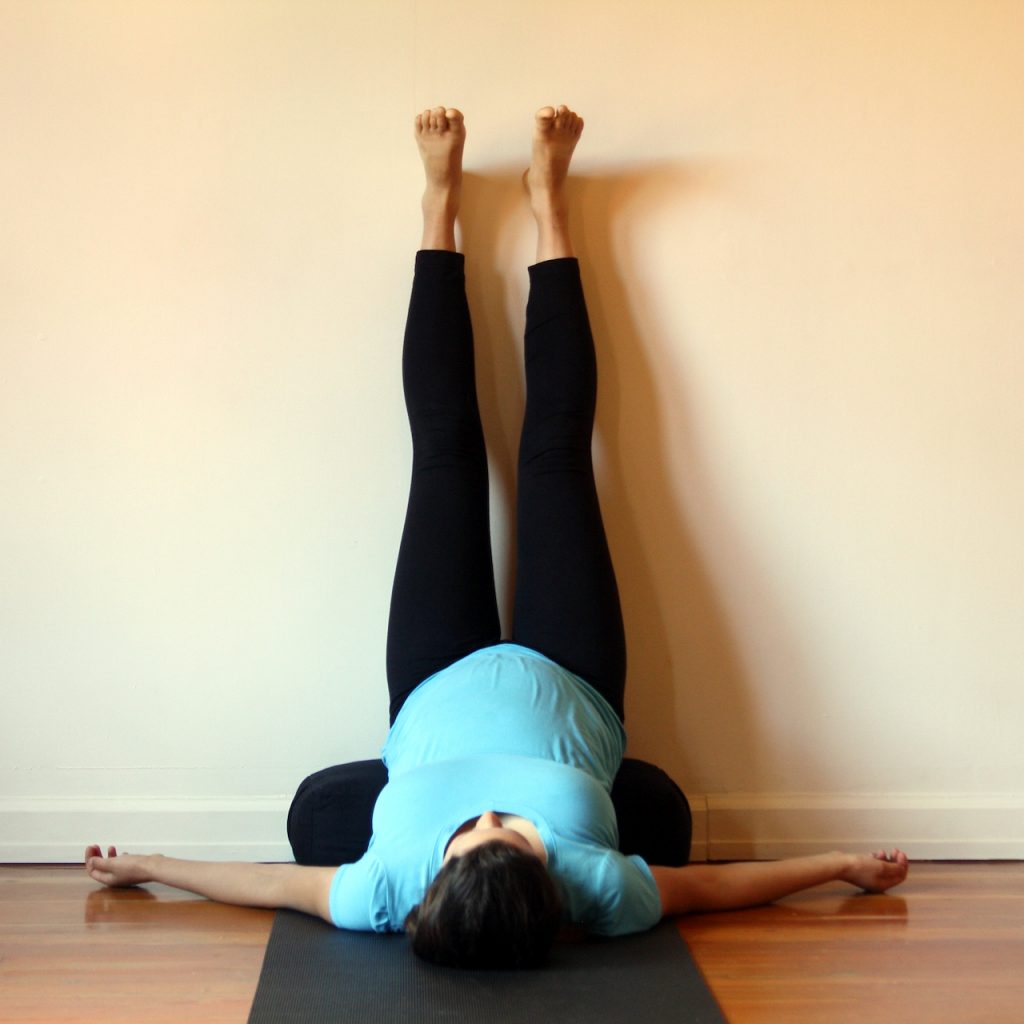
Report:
1,862,1021,1023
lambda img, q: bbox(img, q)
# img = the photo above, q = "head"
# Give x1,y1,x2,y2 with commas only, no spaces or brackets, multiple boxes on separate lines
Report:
404,841,562,969
442,809,540,861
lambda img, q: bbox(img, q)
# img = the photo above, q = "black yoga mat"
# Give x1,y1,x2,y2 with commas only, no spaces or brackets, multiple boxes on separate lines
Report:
248,910,725,1024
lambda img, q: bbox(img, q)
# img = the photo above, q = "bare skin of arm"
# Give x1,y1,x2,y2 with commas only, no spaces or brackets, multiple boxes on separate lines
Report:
84,845,337,923
86,840,909,926
650,848,909,916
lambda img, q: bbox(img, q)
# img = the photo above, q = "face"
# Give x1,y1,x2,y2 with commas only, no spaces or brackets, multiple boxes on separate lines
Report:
443,811,535,864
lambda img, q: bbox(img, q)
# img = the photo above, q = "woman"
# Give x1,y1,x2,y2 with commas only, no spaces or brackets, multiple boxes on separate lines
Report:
86,105,909,969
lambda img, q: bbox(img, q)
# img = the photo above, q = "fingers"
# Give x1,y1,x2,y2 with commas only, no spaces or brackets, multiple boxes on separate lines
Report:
84,844,121,886
848,848,909,893
871,847,908,864
84,844,117,860
872,849,910,888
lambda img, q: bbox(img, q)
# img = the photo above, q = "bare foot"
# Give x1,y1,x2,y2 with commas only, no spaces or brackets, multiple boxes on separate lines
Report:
415,106,465,189
524,105,583,262
524,105,584,215
414,107,465,252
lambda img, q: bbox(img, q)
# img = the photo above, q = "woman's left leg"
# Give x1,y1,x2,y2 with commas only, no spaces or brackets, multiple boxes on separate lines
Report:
385,109,501,723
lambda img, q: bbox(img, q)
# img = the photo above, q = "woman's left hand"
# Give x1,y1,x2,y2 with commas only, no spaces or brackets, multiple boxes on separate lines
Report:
84,844,155,888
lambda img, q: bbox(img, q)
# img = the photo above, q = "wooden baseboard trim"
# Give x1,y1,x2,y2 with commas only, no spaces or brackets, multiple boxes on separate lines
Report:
3,791,1022,863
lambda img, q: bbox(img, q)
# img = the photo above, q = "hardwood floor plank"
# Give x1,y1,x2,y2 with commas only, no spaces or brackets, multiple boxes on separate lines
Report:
0,867,272,1024
1,863,1022,1023
676,862,1024,1024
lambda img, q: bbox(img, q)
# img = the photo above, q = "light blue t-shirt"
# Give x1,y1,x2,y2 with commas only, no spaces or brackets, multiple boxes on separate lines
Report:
329,644,661,936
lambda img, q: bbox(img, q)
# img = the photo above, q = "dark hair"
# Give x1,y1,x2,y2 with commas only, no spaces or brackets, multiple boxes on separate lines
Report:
404,842,562,969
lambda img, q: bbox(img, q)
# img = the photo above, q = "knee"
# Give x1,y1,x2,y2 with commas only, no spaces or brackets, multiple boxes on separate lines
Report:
411,412,488,469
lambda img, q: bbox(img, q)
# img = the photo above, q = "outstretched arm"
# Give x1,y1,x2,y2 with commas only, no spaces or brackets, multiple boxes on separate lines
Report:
650,849,909,916
84,845,337,923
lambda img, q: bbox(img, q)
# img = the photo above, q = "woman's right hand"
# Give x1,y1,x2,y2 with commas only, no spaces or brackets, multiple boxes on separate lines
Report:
84,844,156,888
839,848,910,893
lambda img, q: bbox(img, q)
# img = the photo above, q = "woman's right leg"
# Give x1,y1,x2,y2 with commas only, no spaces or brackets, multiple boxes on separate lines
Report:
385,109,500,723
512,107,627,718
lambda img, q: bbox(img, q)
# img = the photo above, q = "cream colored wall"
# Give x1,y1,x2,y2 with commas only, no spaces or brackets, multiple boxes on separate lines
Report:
3,0,1022,861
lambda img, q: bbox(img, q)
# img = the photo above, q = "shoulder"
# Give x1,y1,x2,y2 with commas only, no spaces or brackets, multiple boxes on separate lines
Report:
552,843,661,936
328,855,395,932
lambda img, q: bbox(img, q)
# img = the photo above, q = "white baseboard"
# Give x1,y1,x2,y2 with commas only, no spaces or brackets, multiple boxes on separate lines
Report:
4,792,1023,864
696,792,1024,861
0,796,293,863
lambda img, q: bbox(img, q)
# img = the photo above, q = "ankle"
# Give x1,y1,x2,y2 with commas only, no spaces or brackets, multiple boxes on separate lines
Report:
535,219,574,261
421,198,458,252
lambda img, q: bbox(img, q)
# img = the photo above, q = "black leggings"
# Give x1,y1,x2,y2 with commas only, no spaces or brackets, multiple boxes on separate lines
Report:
385,251,626,724
289,257,692,868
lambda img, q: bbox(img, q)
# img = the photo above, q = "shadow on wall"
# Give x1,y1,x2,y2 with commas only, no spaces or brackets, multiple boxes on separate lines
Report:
448,163,787,799
574,165,767,796
458,171,528,621
577,167,761,790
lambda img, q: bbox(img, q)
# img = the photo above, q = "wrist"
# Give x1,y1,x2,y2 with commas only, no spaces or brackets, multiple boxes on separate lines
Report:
832,851,855,884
